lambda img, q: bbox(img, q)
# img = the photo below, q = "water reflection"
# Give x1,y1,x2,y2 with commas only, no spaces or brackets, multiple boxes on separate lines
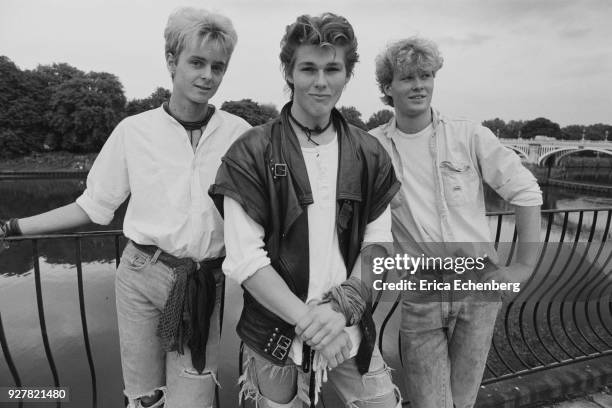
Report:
0,179,126,275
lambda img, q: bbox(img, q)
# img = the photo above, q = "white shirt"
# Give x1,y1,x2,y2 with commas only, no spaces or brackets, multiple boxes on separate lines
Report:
76,106,250,261
371,111,542,259
391,123,442,241
222,133,392,363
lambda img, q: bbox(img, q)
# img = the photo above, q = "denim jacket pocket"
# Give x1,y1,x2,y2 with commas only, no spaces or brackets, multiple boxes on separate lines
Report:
440,161,479,206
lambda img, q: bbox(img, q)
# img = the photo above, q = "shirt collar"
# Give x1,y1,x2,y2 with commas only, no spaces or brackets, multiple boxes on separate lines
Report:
384,107,441,139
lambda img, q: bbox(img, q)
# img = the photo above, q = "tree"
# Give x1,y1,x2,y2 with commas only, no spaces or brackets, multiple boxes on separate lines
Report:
126,87,171,116
34,62,85,87
0,129,29,158
505,120,526,139
586,123,612,141
366,109,394,130
482,118,508,138
561,125,584,141
220,99,278,126
338,106,367,130
32,63,86,150
0,56,28,114
48,71,126,152
520,117,561,139
0,57,59,153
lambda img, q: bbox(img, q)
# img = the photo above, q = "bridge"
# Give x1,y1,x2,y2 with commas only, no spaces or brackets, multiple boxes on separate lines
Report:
500,138,612,165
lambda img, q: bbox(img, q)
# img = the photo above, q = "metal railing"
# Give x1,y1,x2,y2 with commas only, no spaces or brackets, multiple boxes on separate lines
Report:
374,207,612,387
1,208,611,407
1,231,123,408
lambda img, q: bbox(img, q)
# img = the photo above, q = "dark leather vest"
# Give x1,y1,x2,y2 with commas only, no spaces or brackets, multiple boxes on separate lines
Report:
210,104,400,373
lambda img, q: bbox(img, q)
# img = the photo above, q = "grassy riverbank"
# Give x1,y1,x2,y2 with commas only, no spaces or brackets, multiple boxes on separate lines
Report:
0,152,97,172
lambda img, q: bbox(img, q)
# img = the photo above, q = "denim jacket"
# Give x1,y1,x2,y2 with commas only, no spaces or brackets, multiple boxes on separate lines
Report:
370,108,542,259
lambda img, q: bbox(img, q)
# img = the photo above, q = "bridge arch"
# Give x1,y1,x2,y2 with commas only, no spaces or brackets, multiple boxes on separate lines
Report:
503,145,529,160
538,147,612,166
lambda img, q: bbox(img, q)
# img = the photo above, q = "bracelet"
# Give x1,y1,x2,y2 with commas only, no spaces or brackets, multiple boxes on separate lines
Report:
1,218,22,237
322,277,369,326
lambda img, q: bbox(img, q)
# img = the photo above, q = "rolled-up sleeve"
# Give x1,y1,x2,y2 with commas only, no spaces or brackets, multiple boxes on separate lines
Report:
223,196,271,285
76,123,130,225
362,205,392,247
475,126,542,207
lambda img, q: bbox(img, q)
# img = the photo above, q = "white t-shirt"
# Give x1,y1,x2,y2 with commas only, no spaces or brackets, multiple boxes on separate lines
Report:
391,123,443,241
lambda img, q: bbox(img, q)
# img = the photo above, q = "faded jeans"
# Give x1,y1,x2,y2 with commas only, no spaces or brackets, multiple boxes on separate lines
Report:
239,344,401,408
399,283,501,408
115,242,223,408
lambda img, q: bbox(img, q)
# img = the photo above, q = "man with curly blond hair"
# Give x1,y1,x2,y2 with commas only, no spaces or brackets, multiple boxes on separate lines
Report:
370,37,542,408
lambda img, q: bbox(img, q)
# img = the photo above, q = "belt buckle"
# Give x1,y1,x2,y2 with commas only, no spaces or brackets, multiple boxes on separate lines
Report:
272,163,287,178
271,334,291,360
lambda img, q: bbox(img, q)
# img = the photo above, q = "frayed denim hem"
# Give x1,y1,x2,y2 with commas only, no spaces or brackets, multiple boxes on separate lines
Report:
238,351,314,408
125,385,166,408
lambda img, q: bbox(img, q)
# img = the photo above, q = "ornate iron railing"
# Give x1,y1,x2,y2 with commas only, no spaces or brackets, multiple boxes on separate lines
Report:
374,207,612,387
1,208,611,407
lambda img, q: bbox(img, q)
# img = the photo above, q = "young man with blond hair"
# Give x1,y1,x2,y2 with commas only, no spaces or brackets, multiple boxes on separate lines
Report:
370,37,542,408
1,7,249,408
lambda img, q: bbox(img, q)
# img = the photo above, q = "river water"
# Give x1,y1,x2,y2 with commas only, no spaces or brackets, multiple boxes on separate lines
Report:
0,178,611,407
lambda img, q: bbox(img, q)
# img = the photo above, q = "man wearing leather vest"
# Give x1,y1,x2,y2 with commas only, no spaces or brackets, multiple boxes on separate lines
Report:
210,13,402,408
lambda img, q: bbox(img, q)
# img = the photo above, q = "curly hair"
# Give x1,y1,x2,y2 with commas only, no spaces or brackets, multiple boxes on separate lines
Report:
279,13,359,96
375,37,444,107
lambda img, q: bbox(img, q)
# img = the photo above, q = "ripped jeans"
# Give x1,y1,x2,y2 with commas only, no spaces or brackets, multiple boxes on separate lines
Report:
115,242,223,408
240,344,401,408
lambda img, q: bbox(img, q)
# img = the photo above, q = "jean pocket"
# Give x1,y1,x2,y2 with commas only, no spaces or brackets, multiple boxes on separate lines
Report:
440,161,479,206
121,251,151,272
362,363,394,398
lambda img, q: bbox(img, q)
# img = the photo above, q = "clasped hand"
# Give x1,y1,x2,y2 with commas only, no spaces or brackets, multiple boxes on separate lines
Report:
296,302,353,369
295,302,346,350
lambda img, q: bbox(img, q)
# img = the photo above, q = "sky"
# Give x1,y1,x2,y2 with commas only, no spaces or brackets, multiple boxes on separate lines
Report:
1,0,611,127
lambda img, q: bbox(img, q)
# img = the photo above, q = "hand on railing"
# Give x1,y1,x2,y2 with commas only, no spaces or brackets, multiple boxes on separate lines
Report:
0,218,20,253
0,219,8,239
481,262,534,299
0,218,22,238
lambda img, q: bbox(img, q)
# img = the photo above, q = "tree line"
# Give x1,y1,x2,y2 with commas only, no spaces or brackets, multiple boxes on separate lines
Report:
2,55,610,159
482,117,612,141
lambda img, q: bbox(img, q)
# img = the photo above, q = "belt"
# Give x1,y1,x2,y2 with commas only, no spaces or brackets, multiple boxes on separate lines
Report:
130,241,224,373
131,241,224,270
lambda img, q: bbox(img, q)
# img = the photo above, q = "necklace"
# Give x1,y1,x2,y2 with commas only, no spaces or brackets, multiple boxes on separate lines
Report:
163,102,215,130
163,102,215,151
288,110,332,146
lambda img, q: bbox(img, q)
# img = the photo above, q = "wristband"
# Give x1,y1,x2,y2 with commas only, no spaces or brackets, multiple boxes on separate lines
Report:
1,218,22,237
322,277,369,326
